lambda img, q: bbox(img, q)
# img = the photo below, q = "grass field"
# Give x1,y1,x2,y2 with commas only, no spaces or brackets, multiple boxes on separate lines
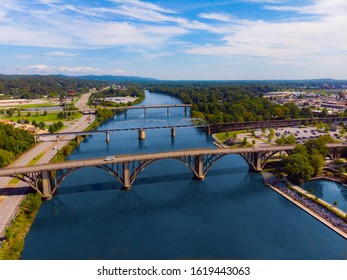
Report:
1,111,82,123
214,130,248,143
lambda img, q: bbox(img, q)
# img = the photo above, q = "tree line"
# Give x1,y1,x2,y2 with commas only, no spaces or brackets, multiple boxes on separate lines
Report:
0,75,108,99
0,122,35,167
147,83,347,123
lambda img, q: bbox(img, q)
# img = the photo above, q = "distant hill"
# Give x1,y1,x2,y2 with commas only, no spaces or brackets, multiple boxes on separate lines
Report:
74,75,157,83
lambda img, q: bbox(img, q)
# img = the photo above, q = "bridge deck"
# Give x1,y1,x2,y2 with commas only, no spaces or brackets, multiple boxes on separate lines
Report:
1,143,345,176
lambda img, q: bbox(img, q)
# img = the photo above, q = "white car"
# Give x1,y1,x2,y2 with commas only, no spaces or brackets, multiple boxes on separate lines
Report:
104,156,115,161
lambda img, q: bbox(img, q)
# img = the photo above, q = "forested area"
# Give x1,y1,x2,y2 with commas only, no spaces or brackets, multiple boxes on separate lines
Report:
148,83,316,123
0,122,35,167
0,75,108,99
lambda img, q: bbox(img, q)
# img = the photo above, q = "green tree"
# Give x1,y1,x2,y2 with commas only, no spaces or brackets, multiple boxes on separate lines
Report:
48,125,55,133
324,124,330,133
0,149,14,167
242,137,248,146
316,122,324,131
6,108,14,117
38,122,45,129
268,128,275,142
284,153,314,184
304,137,329,156
310,154,325,175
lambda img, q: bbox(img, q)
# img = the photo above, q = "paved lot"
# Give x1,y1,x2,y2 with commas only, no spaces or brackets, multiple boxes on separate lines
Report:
236,125,345,147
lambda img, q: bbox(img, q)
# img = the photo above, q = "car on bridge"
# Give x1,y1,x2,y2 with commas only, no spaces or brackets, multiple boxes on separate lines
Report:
104,156,115,161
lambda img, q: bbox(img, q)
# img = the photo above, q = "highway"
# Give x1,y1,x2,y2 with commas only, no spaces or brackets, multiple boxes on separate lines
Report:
0,91,95,241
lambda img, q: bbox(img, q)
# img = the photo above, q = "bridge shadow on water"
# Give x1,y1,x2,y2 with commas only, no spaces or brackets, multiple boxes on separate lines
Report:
38,171,254,227
55,167,248,196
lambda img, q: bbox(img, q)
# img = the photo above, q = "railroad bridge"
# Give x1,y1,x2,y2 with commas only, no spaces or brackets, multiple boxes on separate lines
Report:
0,144,345,200
207,116,347,134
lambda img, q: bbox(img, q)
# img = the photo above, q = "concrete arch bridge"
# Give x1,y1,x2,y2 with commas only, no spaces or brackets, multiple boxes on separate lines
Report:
0,144,345,200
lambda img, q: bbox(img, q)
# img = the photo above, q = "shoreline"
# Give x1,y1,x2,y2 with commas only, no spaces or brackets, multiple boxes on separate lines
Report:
262,172,347,240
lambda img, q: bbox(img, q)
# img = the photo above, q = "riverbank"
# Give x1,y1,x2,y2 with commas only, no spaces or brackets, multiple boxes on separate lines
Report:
262,172,347,239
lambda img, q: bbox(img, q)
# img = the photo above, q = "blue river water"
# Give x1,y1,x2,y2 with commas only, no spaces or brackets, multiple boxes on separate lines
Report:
303,180,347,212
22,91,347,260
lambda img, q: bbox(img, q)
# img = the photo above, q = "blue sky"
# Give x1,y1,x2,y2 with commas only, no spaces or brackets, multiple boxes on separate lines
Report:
0,0,346,80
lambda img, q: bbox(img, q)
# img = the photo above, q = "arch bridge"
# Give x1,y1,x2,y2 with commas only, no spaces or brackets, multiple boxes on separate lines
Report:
0,144,345,200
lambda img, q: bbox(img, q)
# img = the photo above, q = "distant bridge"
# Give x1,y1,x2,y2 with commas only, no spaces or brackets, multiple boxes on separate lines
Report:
37,118,208,142
80,104,192,116
0,143,345,200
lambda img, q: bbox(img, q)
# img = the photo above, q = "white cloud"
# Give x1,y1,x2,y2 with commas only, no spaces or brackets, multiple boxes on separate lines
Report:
264,0,347,15
241,0,285,3
110,0,175,14
44,51,79,57
13,64,129,75
185,0,347,68
198,13,232,22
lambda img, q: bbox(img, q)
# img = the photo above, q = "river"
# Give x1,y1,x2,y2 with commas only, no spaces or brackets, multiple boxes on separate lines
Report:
21,90,347,260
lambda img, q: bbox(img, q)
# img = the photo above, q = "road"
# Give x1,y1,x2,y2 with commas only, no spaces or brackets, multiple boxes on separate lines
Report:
0,91,95,241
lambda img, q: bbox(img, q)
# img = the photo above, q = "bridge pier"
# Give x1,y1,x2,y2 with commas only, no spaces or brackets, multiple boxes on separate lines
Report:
106,131,110,143
251,152,263,172
171,127,176,138
194,155,205,180
167,107,169,117
41,171,54,200
122,162,131,190
144,108,147,118
184,107,187,116
138,129,146,140
56,135,60,142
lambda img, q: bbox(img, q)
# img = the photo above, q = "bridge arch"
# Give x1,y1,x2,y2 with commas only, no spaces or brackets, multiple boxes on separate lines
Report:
130,158,200,185
261,150,290,169
130,153,250,185
3,174,41,194
56,165,124,188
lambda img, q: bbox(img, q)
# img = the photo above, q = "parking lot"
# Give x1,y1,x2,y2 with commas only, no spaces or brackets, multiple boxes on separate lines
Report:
235,125,345,147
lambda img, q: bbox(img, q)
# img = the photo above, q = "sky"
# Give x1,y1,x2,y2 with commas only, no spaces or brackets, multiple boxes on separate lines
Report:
0,0,346,80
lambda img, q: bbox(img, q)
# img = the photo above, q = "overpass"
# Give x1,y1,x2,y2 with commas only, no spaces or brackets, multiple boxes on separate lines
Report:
0,143,345,200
